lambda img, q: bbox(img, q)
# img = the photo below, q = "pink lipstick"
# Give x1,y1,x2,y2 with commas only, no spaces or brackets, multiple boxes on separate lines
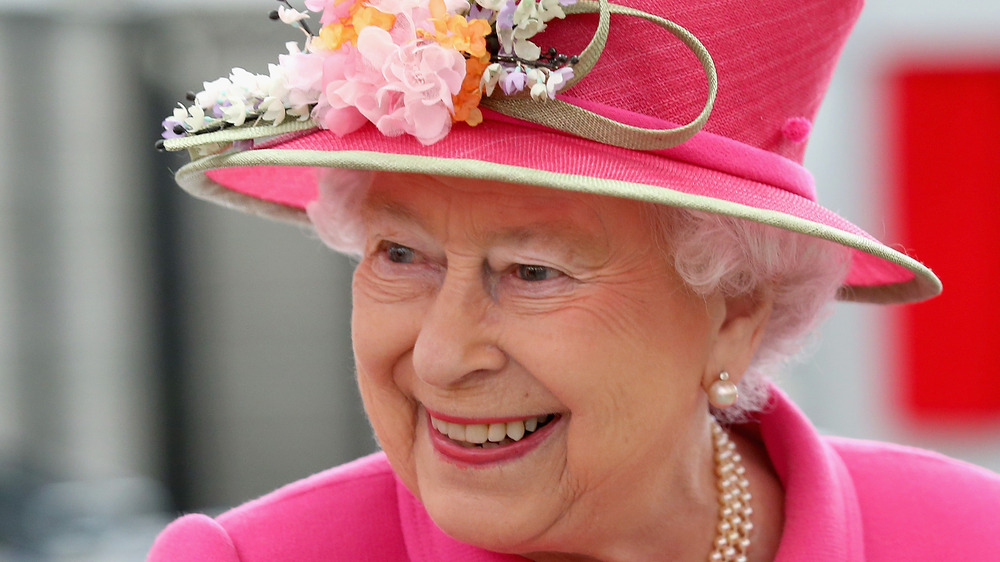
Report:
426,410,561,467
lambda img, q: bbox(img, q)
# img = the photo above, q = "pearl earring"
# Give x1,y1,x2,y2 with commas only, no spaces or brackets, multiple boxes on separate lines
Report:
708,371,738,409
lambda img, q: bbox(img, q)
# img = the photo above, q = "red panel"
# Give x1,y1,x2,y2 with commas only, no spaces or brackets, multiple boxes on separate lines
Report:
889,64,1000,422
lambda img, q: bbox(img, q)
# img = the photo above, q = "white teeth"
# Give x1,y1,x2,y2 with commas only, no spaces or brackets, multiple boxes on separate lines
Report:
447,422,466,441
430,414,552,445
465,424,488,444
487,423,507,443
506,420,526,441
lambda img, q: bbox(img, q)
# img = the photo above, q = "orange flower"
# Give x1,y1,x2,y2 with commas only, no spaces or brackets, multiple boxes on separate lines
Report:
422,0,492,59
352,5,396,34
314,1,395,51
452,55,490,126
317,22,358,50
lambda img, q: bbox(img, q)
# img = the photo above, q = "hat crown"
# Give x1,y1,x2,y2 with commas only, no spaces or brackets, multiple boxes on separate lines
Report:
544,0,864,163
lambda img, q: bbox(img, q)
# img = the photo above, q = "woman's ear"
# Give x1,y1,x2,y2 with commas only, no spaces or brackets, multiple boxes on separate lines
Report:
704,288,774,387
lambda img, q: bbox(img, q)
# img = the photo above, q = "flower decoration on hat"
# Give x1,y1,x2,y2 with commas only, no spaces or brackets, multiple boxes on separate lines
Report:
162,0,578,148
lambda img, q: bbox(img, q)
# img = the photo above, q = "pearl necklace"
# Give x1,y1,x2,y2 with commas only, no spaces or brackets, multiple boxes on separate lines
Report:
709,419,753,562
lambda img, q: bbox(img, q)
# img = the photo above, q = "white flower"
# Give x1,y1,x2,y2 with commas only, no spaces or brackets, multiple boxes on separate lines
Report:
512,0,538,25
277,5,310,24
229,67,269,98
259,96,287,125
266,63,291,100
510,0,546,60
196,77,233,109
537,0,567,21
184,104,208,130
289,107,313,120
480,63,503,96
526,67,548,100
171,104,188,122
221,96,248,126
475,0,507,11
530,81,548,100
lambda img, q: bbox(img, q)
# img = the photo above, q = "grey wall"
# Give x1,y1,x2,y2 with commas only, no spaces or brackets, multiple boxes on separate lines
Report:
0,6,373,560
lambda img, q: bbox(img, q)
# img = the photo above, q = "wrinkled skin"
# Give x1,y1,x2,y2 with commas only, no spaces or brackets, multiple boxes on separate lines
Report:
349,173,775,561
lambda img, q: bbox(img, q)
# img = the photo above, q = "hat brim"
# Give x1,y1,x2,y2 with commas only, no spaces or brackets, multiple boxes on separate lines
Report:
168,120,941,305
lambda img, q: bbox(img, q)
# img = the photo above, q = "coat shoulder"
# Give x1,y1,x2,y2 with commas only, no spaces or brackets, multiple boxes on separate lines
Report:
147,452,409,562
147,513,241,562
828,437,1000,556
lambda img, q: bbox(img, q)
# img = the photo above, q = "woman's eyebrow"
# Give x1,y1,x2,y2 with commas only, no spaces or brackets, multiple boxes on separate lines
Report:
489,223,598,249
361,197,427,230
486,222,611,267
362,196,605,257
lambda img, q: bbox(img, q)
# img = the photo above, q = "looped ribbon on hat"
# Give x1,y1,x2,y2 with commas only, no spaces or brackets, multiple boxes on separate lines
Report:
481,0,718,151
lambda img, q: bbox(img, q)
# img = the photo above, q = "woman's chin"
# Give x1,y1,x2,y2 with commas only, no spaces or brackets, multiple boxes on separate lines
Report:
422,495,552,554
410,430,568,554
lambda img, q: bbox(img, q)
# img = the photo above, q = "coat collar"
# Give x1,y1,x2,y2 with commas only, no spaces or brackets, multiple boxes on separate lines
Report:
761,386,865,561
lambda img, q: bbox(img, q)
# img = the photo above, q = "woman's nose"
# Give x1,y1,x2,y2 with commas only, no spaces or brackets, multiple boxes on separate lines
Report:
411,268,507,388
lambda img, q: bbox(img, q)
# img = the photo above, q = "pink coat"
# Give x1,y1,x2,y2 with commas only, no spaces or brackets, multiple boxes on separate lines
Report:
147,388,1000,561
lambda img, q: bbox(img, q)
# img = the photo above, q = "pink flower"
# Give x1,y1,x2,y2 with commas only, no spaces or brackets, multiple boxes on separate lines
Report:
315,44,376,136
277,43,326,117
352,27,466,145
369,0,469,38
313,97,369,136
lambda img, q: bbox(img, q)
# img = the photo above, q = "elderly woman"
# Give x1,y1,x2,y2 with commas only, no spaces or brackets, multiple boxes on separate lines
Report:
150,0,1000,560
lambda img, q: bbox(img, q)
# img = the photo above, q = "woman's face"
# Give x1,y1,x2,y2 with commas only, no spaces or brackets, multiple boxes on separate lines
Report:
351,174,730,555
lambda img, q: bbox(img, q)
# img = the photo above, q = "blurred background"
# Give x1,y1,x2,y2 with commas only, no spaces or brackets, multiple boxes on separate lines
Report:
0,0,998,560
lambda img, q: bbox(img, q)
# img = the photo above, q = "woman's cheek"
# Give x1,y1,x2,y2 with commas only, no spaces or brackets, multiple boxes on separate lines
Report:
352,267,426,478
352,306,422,493
352,262,429,357
351,297,416,397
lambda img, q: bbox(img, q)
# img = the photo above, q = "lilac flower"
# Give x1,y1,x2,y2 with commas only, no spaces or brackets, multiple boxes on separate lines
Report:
468,4,492,20
546,66,574,98
161,105,188,138
501,67,527,95
161,117,185,139
497,0,517,26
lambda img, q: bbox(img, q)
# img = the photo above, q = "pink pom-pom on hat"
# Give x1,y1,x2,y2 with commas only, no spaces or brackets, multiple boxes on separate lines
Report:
782,117,813,144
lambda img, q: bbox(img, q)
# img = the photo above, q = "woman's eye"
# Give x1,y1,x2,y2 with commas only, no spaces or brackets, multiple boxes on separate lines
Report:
515,264,562,282
382,242,416,264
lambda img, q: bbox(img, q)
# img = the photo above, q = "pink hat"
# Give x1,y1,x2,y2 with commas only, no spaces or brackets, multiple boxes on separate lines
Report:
160,0,940,304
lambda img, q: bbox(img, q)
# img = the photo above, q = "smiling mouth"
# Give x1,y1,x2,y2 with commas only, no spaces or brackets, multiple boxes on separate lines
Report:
429,414,557,449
